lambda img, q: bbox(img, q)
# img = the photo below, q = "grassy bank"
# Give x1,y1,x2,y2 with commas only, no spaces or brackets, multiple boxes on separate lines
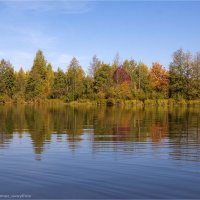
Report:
68,98,200,107
1,95,200,107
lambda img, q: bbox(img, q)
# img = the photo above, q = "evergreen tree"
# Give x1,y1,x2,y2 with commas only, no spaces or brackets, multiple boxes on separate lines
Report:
66,57,85,101
83,76,94,99
26,50,47,100
44,63,54,98
31,50,47,79
52,68,67,99
0,59,15,98
94,63,112,98
15,67,27,99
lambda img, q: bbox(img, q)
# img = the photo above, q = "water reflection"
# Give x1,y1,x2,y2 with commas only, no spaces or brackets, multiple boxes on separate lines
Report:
0,104,200,161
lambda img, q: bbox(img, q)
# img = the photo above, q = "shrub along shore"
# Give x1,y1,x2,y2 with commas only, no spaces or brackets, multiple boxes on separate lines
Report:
1,97,200,107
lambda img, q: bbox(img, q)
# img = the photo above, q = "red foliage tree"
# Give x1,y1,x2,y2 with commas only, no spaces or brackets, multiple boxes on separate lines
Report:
113,66,132,84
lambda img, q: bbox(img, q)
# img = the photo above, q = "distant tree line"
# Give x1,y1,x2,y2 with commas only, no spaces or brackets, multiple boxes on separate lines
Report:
0,49,200,103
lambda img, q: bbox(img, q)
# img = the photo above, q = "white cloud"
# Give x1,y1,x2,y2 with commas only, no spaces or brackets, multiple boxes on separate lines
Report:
57,53,89,64
1,1,93,14
0,50,90,72
4,26,57,49
57,54,74,64
0,26,58,71
0,50,34,70
0,1,94,72
52,53,90,71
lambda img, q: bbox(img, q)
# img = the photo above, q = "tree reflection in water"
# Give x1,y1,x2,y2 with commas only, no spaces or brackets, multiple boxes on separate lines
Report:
0,104,200,161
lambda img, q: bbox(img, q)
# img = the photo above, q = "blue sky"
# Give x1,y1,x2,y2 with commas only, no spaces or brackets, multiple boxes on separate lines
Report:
0,1,200,72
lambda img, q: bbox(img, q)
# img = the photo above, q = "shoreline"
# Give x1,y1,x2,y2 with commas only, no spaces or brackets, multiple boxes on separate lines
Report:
1,98,200,107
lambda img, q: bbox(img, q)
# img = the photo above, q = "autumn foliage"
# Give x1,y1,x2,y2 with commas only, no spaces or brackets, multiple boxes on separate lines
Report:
1,49,200,103
113,67,132,84
149,63,169,96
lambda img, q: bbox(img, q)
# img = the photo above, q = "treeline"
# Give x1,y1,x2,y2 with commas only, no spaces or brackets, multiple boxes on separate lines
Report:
0,49,200,103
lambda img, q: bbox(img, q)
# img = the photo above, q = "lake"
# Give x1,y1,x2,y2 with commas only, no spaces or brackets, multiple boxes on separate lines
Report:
0,104,200,199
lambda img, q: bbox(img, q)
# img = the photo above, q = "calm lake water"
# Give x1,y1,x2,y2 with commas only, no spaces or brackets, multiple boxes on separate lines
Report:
0,105,200,199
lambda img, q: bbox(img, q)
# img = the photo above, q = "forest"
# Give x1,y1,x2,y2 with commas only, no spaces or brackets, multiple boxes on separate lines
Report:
0,49,200,105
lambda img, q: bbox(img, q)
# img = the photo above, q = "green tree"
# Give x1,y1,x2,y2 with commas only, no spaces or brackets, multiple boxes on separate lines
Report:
31,50,47,79
66,57,85,101
44,63,54,98
190,52,200,99
122,59,137,96
15,67,27,99
122,59,137,80
0,59,15,98
0,59,10,95
25,50,47,100
94,63,112,98
169,49,192,99
134,62,150,99
52,68,67,99
3,66,15,98
83,76,94,99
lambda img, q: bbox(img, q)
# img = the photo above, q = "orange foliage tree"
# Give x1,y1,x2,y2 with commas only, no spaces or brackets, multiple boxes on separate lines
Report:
149,63,169,97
